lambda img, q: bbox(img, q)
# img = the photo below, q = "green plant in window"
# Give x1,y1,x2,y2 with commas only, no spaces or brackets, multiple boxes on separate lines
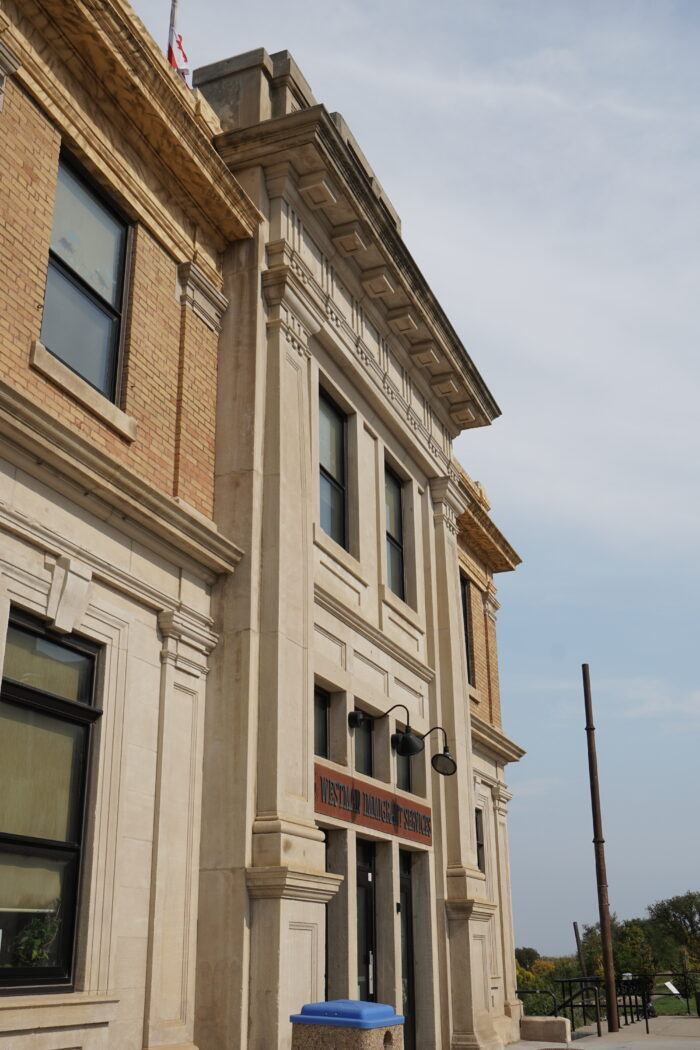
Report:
12,903,61,967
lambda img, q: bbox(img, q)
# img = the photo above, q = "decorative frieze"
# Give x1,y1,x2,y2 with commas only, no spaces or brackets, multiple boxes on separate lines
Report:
178,261,229,334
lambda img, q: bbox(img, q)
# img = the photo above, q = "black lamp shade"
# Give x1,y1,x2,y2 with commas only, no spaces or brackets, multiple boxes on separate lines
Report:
392,728,425,757
431,748,457,776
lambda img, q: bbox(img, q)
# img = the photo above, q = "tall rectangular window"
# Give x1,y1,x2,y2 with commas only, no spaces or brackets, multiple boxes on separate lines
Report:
475,809,485,873
319,391,347,548
314,686,330,759
385,467,405,600
41,160,128,401
460,574,475,687
0,615,100,989
396,738,411,792
354,715,373,777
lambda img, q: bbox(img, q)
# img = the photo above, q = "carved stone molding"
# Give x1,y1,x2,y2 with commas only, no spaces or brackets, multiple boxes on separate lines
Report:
493,783,513,818
483,590,500,623
361,266,395,299
298,169,338,210
158,608,218,677
430,475,467,536
0,37,20,112
331,220,368,257
246,865,343,903
46,555,92,633
178,261,228,334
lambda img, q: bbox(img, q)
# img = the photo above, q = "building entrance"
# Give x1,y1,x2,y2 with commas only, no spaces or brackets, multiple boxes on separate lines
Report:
399,850,416,1050
356,839,376,1000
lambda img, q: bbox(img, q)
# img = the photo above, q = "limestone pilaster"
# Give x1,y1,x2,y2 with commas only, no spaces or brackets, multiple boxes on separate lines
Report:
492,784,521,1030
142,610,217,1050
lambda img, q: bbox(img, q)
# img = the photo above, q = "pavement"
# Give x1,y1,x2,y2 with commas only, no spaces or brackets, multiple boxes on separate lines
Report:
506,1014,700,1049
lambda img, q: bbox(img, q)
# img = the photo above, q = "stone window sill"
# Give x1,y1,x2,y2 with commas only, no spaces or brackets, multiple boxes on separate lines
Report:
31,340,137,442
380,583,424,633
313,521,367,586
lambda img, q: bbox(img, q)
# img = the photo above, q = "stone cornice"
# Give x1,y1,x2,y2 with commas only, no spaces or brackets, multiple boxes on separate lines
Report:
457,497,521,574
263,241,455,474
214,105,500,429
470,713,525,765
6,0,260,261
0,380,243,576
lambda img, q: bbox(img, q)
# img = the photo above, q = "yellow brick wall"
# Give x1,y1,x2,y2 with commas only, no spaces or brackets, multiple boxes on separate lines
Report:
0,78,219,519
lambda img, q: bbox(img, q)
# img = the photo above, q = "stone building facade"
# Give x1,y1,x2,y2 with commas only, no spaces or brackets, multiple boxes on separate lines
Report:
0,6,524,1050
0,7,258,1050
193,48,525,1050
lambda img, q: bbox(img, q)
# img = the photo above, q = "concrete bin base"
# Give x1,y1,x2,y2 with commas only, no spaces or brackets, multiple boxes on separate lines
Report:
291,1022,404,1050
520,1015,571,1043
290,1001,404,1050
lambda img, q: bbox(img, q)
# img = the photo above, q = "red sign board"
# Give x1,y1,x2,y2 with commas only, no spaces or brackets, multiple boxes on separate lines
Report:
314,763,432,846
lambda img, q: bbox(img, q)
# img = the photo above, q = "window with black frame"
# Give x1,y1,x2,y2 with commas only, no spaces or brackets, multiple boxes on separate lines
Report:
460,574,475,687
385,466,405,600
314,686,330,759
41,159,129,401
0,615,100,989
319,390,347,548
475,809,485,874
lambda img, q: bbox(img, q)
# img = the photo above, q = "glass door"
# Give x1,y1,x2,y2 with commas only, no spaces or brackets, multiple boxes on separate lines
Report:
399,850,416,1050
356,840,376,1001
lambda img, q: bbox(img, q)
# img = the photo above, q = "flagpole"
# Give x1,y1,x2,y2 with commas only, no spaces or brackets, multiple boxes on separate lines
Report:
168,0,178,57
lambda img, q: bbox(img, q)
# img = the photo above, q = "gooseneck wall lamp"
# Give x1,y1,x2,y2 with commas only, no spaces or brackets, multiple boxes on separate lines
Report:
348,705,457,776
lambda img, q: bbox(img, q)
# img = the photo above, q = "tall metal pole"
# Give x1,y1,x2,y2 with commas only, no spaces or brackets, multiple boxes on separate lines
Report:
573,921,587,977
582,663,619,1033
168,0,178,52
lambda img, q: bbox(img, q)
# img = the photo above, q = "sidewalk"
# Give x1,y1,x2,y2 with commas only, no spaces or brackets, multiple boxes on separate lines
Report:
507,1014,700,1049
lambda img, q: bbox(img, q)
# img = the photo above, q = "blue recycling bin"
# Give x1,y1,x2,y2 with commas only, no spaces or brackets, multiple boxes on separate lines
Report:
290,1000,404,1049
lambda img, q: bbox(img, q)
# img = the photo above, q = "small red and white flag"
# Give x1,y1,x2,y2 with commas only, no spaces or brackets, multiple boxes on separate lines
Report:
167,0,190,85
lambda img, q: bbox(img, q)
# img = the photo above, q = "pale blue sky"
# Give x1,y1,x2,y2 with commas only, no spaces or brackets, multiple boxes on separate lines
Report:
132,0,700,956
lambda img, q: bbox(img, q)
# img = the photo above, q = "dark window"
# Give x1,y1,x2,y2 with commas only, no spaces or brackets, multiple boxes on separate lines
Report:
396,730,411,792
41,160,128,401
0,614,100,990
385,467,405,600
314,687,330,759
319,391,347,548
460,575,475,687
354,714,373,777
475,809,485,873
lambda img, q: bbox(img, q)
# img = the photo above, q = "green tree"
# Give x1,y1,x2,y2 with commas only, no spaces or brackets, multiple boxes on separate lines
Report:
515,947,540,970
648,893,700,964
